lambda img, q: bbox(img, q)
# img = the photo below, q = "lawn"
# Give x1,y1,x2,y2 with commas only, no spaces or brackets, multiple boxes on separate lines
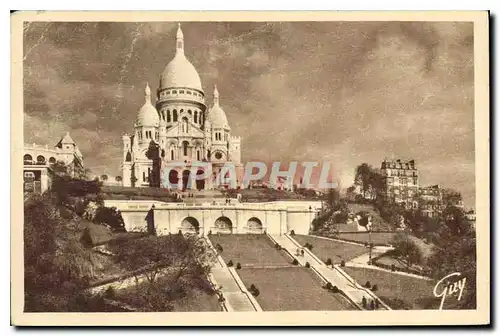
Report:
293,235,368,264
238,267,355,311
333,232,396,246
343,266,441,310
209,234,292,266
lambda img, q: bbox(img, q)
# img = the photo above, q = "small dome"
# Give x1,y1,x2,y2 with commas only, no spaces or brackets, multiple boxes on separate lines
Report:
208,105,230,129
136,84,159,127
159,24,203,92
208,85,230,129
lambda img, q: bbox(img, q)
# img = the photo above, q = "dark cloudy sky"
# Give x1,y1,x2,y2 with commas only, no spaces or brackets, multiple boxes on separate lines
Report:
23,21,475,208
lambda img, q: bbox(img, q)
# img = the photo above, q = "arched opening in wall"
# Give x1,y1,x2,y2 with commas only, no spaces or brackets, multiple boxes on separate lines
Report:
182,141,189,156
182,169,191,191
180,217,200,234
167,110,171,122
214,216,233,234
23,154,32,165
49,157,56,164
173,110,178,122
247,217,263,233
161,149,165,158
36,155,46,165
170,149,175,160
195,169,205,190
194,111,198,123
196,149,201,161
168,170,179,188
182,117,188,133
125,151,132,162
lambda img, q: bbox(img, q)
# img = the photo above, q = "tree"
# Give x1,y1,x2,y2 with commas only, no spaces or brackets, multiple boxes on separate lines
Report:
24,193,100,312
115,176,122,182
100,174,108,181
426,229,476,309
389,232,423,271
354,163,384,200
93,206,126,232
107,234,215,311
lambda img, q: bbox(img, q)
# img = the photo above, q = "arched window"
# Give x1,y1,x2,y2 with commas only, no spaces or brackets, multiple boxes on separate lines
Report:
182,117,188,133
197,150,200,161
171,149,174,160
126,151,132,162
200,113,203,124
183,141,189,156
194,111,198,123
23,154,32,164
143,171,146,182
173,110,178,122
36,155,46,165
167,110,171,122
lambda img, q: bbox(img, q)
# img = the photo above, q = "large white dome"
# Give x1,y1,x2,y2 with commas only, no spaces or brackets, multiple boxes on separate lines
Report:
159,24,203,92
159,53,202,91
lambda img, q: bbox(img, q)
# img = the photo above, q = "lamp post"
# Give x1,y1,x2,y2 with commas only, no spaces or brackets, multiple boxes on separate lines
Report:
368,228,372,265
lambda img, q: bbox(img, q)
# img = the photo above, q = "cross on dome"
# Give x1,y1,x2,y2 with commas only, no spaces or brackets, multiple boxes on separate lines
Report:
176,23,184,54
213,84,219,106
145,83,151,101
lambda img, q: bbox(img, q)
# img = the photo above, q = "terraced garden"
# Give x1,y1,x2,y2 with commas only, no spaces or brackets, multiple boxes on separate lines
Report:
293,235,368,264
209,234,293,266
343,266,440,310
238,267,355,311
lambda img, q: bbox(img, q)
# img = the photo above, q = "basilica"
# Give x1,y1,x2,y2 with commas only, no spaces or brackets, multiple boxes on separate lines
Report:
122,24,242,190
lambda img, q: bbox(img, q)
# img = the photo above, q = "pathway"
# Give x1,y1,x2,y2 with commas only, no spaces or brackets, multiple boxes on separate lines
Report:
270,233,391,310
206,237,262,312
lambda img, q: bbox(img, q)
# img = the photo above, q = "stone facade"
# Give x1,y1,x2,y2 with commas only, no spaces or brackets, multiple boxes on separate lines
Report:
23,132,84,194
104,200,322,236
380,159,419,208
122,24,242,190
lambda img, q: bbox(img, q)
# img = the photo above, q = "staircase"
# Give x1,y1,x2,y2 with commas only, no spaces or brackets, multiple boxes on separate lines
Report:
206,237,262,312
269,233,391,310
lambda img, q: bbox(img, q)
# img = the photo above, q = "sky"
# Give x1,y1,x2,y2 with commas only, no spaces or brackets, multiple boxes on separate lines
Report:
23,21,475,208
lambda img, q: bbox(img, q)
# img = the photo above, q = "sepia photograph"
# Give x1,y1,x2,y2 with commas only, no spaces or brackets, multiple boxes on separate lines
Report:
11,11,490,326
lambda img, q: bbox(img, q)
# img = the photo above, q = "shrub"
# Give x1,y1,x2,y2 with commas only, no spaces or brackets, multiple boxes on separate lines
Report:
290,230,295,236
253,288,260,297
80,227,93,247
305,262,311,268
227,260,234,267
94,206,126,232
104,286,116,299
178,230,183,235
250,284,257,292
364,281,371,288
371,284,378,292
331,286,339,293
340,260,346,267
391,264,396,272
236,262,241,270
325,258,332,266
324,282,333,290
292,259,299,265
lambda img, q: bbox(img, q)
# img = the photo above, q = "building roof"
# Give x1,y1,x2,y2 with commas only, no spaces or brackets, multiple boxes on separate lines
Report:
159,24,203,92
136,83,160,127
208,85,230,129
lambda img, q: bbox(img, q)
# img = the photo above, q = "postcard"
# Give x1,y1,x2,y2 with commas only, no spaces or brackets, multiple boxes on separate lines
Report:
11,10,490,326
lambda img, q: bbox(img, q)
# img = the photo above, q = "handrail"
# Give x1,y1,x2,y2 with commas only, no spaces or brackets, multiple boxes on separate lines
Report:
309,265,363,311
285,234,325,266
227,267,263,312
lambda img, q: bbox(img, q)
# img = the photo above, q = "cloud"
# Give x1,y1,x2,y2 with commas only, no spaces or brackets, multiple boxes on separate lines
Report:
23,21,476,208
